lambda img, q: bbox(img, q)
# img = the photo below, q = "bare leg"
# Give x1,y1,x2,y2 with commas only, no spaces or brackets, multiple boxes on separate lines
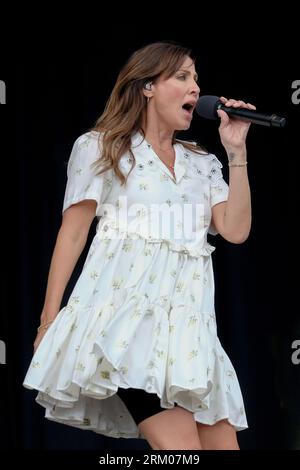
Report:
138,406,203,450
196,419,240,450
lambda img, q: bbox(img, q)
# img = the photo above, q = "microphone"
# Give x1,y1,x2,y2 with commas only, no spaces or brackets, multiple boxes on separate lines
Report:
196,95,286,128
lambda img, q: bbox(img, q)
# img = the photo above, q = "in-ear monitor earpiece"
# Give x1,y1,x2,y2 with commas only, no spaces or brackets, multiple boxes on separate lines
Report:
144,82,152,91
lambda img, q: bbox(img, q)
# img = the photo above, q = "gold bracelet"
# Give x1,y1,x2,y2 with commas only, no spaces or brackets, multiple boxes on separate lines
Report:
37,320,54,332
228,161,248,167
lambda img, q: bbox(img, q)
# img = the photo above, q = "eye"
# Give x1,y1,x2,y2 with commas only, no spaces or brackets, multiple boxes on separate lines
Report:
177,74,187,80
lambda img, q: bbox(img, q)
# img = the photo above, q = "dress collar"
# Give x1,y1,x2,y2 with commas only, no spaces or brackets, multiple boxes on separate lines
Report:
131,131,187,184
131,131,147,148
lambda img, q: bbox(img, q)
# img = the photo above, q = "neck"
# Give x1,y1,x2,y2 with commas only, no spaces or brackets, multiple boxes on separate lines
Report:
143,124,174,151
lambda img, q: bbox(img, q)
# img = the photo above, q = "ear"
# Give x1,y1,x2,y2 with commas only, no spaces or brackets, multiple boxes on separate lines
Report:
144,82,152,91
143,81,154,99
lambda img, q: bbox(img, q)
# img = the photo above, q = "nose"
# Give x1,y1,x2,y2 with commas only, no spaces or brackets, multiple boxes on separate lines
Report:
191,80,200,97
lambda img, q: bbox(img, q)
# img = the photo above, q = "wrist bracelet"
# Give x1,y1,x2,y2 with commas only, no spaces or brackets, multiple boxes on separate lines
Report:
37,320,54,332
228,161,248,167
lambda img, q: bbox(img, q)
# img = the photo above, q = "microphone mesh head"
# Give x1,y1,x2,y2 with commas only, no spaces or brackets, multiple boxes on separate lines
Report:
195,95,220,120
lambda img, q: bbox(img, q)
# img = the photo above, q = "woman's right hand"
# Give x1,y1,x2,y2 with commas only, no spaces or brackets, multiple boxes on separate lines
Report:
33,315,55,353
33,328,48,354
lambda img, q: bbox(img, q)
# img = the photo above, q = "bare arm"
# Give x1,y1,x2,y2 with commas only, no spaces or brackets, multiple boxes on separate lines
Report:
211,97,255,244
34,200,97,350
211,147,251,244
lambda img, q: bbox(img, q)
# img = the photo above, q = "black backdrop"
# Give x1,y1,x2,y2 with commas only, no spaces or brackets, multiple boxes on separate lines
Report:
0,28,299,453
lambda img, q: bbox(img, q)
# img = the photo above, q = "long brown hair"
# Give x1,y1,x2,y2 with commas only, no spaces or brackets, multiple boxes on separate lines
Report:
90,41,206,186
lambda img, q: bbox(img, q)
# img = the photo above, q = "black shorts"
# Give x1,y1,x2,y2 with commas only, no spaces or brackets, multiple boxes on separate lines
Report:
117,387,167,425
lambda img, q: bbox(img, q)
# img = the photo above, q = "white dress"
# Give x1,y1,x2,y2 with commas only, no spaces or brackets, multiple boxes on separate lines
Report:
23,131,248,439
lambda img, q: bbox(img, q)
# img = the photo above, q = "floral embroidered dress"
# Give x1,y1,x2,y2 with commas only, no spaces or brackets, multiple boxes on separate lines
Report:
23,131,248,438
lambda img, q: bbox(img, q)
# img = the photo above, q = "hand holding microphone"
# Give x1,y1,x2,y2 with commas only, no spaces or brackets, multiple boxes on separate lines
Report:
196,95,286,157
196,95,286,127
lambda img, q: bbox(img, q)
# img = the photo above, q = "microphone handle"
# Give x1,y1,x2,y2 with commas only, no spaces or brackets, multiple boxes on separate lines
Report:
218,104,286,128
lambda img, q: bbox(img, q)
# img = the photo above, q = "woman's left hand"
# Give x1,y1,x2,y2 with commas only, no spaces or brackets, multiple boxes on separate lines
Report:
217,97,256,153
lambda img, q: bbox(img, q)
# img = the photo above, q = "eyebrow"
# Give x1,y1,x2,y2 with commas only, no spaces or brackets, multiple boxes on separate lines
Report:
177,69,199,81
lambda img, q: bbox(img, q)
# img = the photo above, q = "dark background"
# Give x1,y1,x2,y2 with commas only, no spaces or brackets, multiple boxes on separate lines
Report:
0,24,299,453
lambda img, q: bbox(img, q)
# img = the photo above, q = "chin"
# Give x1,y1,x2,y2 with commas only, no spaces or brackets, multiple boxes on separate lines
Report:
172,118,192,132
179,122,191,131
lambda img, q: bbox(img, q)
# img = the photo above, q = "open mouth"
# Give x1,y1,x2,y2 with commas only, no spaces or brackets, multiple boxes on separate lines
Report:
182,103,194,117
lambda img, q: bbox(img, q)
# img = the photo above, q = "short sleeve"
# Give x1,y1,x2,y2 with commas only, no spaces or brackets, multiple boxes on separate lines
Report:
208,154,229,235
62,132,108,215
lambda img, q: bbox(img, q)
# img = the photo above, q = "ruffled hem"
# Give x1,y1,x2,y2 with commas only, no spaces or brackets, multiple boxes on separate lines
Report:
96,218,216,258
23,289,248,438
